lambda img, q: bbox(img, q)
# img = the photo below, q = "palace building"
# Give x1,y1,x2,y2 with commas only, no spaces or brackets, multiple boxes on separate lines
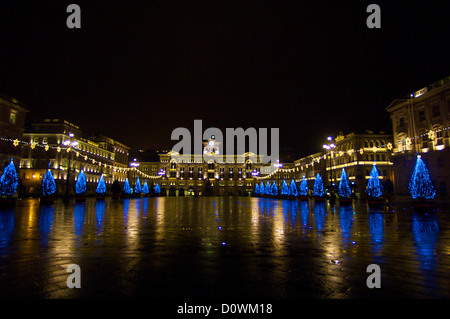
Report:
146,135,269,196
0,94,28,170
293,131,394,198
20,119,130,196
387,75,450,198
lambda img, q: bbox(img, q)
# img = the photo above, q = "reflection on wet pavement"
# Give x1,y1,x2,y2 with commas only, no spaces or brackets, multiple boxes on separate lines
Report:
0,197,449,298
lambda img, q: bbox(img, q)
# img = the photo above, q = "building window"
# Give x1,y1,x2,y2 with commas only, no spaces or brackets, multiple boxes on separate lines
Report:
436,131,444,145
437,157,444,169
401,139,407,151
432,105,440,117
439,181,447,197
418,110,426,122
399,117,405,127
9,110,17,124
422,135,429,149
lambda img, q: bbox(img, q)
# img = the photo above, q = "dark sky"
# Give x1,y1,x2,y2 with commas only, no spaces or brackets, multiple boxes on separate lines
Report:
1,1,450,157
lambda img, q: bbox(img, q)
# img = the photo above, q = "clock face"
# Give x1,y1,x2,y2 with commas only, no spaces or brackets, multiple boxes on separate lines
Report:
209,141,215,146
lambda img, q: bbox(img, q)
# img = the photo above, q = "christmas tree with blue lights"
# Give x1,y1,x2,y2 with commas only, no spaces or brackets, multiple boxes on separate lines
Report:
75,170,87,195
366,164,383,198
338,168,351,198
0,159,18,196
255,183,260,196
299,176,308,196
134,176,142,194
154,181,160,195
96,174,106,195
281,179,289,196
260,182,264,195
142,179,149,195
265,181,271,196
313,173,324,197
289,179,298,197
123,178,132,195
409,155,436,200
42,166,56,197
271,181,278,196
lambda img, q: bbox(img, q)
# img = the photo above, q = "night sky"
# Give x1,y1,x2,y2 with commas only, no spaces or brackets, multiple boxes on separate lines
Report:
1,1,450,157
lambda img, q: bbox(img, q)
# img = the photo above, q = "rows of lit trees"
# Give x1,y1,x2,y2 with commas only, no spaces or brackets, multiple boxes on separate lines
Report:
253,156,436,208
0,159,162,205
0,155,438,208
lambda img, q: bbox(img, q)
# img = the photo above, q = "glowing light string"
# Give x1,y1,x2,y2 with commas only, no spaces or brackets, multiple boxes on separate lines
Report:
1,136,162,180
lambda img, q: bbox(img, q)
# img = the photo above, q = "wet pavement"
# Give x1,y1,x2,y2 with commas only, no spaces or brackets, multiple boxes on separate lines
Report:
0,196,449,299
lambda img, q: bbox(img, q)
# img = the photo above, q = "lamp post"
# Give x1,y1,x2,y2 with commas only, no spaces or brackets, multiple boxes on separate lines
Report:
130,158,140,187
323,136,336,189
63,132,78,201
274,159,283,190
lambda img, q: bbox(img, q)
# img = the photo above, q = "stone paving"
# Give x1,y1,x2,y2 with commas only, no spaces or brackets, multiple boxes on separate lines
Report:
0,197,449,299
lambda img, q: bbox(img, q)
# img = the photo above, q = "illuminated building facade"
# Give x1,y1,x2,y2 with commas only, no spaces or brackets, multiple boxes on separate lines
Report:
294,131,394,198
20,119,130,195
0,94,28,169
147,135,268,196
387,75,450,198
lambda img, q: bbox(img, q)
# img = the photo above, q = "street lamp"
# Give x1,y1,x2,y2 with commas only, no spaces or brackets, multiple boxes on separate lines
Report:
274,159,283,189
130,158,140,186
157,169,166,176
323,137,336,187
63,132,78,201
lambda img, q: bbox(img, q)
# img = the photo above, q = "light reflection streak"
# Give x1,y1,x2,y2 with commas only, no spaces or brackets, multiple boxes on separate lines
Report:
412,212,439,272
299,201,309,227
369,209,384,252
142,197,148,216
95,200,105,235
155,197,165,242
339,205,353,241
74,203,85,237
0,208,14,248
313,202,325,231
39,205,54,245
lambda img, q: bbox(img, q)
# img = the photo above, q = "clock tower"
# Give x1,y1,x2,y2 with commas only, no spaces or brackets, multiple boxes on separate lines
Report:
203,135,220,155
